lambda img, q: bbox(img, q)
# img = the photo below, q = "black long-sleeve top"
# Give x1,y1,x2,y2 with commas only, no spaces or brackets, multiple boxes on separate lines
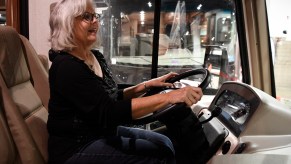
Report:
47,49,132,163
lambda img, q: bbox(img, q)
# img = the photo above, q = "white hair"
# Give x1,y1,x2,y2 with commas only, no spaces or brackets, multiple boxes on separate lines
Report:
49,0,99,51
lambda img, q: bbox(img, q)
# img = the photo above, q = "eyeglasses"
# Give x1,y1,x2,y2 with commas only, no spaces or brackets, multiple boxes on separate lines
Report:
81,12,101,22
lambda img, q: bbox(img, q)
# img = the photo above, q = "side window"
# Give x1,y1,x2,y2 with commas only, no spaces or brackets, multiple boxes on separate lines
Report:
266,0,291,107
98,0,242,93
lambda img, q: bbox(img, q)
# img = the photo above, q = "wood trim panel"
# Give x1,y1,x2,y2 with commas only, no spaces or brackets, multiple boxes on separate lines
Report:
6,0,20,32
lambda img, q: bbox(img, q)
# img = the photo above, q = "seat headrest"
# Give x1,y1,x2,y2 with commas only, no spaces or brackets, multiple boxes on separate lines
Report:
0,26,30,88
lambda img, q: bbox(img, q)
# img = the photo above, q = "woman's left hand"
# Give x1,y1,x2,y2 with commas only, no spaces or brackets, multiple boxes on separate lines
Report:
145,72,178,89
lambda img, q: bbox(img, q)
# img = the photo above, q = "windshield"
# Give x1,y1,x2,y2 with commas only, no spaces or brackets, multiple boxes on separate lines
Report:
96,0,242,92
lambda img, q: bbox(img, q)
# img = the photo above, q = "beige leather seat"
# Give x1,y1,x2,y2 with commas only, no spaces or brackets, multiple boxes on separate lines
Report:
0,26,49,163
0,104,21,164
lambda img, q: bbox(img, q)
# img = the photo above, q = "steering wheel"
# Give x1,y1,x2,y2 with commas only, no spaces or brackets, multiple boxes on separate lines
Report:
132,68,211,125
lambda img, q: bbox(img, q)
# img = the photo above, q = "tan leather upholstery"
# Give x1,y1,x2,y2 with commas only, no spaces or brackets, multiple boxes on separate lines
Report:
0,102,21,164
0,26,49,164
19,35,50,110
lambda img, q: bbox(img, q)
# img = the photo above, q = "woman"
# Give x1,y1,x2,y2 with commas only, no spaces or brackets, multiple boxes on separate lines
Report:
47,0,203,163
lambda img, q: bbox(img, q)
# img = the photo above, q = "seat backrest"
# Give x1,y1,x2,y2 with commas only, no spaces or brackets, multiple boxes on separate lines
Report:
19,34,50,110
0,26,49,163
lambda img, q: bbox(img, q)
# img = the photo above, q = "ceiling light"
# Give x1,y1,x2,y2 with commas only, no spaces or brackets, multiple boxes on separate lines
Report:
197,4,202,10
148,2,152,8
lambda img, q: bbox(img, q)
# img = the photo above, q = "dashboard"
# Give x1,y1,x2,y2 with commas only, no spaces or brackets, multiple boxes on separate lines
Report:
195,81,291,160
148,81,291,162
199,82,261,144
213,88,260,137
196,82,261,155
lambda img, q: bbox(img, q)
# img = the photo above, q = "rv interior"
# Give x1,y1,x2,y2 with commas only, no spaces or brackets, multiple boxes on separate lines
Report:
1,0,291,163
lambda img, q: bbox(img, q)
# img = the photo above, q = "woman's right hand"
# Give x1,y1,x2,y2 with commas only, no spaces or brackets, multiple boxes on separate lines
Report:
166,86,203,107
131,86,203,119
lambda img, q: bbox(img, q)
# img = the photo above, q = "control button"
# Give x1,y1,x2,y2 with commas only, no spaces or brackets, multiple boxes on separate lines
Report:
235,143,247,154
222,140,231,154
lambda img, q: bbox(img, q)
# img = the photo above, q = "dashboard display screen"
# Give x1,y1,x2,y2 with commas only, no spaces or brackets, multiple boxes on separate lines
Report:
216,90,250,124
215,90,256,136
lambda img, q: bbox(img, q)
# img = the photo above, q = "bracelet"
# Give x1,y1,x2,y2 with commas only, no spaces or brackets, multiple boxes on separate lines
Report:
143,82,150,92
